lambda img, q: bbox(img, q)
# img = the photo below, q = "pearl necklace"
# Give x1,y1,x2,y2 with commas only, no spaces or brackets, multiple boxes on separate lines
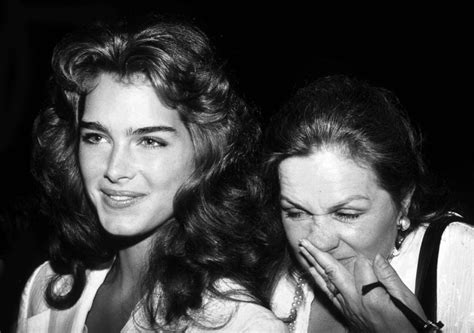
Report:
287,276,305,332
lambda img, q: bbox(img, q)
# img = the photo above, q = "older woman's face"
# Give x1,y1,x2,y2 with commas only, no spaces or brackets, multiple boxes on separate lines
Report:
79,73,194,238
279,148,401,272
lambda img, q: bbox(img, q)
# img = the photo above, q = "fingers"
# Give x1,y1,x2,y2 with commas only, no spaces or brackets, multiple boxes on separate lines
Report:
308,265,344,310
354,255,378,293
298,240,426,332
361,282,385,295
354,256,386,297
298,245,336,295
374,254,427,320
298,244,345,311
299,247,336,295
373,254,411,299
353,256,392,316
297,246,312,271
299,239,356,299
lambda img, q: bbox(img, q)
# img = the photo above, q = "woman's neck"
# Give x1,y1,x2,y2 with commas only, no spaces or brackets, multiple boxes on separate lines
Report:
85,238,153,333
110,235,153,292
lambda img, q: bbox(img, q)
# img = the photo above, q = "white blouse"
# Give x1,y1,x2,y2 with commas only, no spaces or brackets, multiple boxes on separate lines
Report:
16,261,287,333
272,222,474,333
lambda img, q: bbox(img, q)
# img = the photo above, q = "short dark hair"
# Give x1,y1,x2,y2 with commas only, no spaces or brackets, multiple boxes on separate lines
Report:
32,18,265,329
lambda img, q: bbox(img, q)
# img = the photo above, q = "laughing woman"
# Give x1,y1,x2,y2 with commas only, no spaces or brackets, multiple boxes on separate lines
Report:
262,75,474,332
16,20,286,332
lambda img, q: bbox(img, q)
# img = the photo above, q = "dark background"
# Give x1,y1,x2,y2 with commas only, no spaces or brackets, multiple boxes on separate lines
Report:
0,1,472,330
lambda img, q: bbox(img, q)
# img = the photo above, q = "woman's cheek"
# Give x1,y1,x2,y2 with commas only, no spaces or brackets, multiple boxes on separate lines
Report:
283,220,308,252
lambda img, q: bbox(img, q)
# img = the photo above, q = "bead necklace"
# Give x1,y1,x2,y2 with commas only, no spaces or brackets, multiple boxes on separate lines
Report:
287,276,305,332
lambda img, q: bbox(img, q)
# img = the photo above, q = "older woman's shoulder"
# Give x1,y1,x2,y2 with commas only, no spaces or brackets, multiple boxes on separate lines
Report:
436,219,474,281
440,220,474,249
411,217,473,244
392,219,473,292
443,220,474,232
437,220,474,331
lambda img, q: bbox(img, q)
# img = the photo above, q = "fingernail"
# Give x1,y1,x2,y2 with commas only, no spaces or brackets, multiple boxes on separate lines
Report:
300,239,309,247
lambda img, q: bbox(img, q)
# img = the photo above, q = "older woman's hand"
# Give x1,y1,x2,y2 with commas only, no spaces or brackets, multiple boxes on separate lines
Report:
298,239,427,333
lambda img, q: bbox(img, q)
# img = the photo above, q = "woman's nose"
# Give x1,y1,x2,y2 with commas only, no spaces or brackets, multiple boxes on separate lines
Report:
105,144,135,183
306,216,340,252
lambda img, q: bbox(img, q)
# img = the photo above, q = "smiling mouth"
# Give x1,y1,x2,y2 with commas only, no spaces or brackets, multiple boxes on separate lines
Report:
101,190,146,209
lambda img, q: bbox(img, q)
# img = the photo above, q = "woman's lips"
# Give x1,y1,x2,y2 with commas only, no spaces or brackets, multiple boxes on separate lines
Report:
100,189,146,209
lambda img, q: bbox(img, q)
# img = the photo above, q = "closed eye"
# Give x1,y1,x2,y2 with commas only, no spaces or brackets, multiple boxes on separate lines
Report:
282,208,310,220
333,211,362,222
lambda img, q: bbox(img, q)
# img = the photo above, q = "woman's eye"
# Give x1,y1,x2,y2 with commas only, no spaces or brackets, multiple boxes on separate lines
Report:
138,137,167,148
334,212,361,222
282,209,307,220
81,133,105,144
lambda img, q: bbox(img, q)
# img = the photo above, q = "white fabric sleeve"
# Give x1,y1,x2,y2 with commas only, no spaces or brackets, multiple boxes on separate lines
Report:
437,222,474,333
15,261,51,333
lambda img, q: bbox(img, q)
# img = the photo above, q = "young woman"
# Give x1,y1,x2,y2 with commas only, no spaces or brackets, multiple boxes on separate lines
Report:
17,19,286,332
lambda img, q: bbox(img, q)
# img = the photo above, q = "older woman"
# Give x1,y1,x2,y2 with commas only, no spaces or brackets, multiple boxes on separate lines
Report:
262,75,474,332
16,20,286,332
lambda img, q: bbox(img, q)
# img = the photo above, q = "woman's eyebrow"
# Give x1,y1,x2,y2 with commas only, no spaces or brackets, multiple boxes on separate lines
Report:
280,196,318,217
281,194,370,215
79,121,109,134
330,195,370,210
79,121,177,136
280,196,309,211
128,126,176,136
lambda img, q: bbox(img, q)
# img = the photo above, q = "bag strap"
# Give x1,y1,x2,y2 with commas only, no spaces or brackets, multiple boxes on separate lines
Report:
414,215,459,322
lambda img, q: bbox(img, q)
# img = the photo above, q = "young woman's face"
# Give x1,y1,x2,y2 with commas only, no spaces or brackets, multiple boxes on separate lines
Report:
79,73,194,238
279,148,402,273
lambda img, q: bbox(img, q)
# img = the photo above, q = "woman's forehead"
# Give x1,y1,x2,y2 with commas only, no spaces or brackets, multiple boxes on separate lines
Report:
278,150,398,213
279,150,380,196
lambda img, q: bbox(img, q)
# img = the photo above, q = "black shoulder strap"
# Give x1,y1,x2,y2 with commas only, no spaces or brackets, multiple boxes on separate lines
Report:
414,215,459,322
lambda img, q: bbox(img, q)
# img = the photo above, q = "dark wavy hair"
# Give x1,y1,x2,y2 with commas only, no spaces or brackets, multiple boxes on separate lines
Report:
260,74,451,294
31,18,265,329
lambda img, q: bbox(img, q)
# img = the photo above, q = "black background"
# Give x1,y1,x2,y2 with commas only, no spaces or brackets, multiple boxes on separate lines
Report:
0,1,472,330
